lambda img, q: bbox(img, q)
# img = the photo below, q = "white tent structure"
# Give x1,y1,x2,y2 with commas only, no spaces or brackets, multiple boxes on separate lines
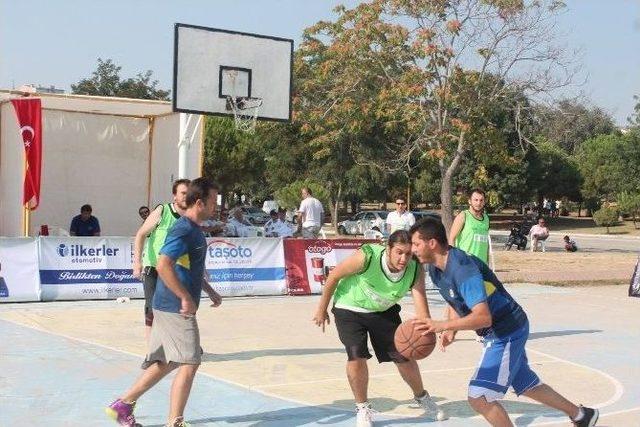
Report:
0,90,203,237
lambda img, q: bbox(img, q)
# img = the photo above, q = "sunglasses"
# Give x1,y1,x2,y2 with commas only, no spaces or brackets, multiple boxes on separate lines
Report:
396,202,406,205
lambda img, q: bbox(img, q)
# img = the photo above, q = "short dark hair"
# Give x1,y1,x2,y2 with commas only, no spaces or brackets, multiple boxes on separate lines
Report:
172,179,191,195
387,230,411,248
185,177,220,207
302,187,312,195
278,207,286,214
80,204,92,213
395,195,407,203
469,188,486,198
138,205,149,213
409,217,448,246
269,209,278,216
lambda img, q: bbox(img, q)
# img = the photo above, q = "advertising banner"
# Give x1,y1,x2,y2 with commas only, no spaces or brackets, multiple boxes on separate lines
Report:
39,237,142,300
206,237,286,296
283,239,374,295
0,238,40,302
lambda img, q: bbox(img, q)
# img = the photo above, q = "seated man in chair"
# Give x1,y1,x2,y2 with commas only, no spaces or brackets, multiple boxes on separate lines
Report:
529,217,549,252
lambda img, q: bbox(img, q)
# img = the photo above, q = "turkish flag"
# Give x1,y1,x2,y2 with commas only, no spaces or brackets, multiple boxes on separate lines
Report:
11,99,42,210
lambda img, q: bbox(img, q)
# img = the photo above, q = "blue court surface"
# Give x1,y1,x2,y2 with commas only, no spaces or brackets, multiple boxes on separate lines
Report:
1,284,638,426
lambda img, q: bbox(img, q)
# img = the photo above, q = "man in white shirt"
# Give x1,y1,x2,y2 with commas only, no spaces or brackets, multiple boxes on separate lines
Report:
275,208,294,237
227,208,253,237
386,196,415,234
297,187,324,239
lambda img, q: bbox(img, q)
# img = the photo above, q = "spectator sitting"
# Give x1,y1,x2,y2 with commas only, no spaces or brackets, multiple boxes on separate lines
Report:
70,204,100,236
563,235,578,252
201,213,226,237
227,207,253,237
138,205,150,222
529,217,549,252
264,210,279,237
273,208,294,238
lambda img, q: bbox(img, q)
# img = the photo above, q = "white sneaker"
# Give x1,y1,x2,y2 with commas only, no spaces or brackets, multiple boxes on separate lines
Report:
415,392,448,421
355,403,375,427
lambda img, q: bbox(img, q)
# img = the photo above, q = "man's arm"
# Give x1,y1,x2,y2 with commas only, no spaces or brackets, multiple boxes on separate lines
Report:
132,205,163,278
415,301,492,334
448,211,466,246
93,218,101,236
69,218,77,236
156,254,195,316
202,275,222,307
313,250,366,331
410,267,430,319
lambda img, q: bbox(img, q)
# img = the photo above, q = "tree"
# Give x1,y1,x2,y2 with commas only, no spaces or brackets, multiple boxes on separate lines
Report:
629,95,640,128
616,191,640,229
71,58,170,100
298,0,575,229
593,207,618,233
533,99,615,154
577,132,640,205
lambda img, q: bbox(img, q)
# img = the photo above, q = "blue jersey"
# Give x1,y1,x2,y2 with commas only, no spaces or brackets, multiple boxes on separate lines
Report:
428,247,527,338
153,216,207,313
70,215,100,236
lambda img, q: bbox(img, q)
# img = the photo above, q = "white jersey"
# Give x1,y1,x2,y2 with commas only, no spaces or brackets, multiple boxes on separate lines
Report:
298,197,324,228
386,211,415,233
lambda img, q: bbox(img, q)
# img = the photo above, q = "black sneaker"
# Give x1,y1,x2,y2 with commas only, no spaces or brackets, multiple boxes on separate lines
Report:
573,405,599,427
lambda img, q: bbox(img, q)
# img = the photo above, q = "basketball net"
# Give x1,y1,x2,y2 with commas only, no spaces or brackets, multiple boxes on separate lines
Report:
225,70,263,133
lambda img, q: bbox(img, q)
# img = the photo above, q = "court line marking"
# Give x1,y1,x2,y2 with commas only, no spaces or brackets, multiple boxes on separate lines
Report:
0,313,629,424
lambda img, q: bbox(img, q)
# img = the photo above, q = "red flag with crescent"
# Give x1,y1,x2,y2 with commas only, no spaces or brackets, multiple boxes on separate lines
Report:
11,98,42,210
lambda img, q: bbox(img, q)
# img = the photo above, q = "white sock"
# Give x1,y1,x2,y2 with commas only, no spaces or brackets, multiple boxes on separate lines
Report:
356,401,371,410
573,406,585,421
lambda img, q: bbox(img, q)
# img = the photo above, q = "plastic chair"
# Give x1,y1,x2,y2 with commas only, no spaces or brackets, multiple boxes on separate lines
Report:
530,238,546,252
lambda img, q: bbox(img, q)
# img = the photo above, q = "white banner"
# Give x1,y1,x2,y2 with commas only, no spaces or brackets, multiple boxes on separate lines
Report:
39,237,142,300
0,238,40,302
206,237,286,296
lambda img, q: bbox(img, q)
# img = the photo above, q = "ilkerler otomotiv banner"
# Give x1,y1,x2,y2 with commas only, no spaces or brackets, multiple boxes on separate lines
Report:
284,239,374,295
205,237,286,296
0,238,40,302
39,237,142,301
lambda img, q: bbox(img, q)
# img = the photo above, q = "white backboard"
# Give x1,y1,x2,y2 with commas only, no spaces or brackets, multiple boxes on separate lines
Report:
173,24,293,122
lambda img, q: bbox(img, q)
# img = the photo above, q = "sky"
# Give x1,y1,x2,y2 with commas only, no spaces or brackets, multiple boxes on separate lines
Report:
1,0,638,126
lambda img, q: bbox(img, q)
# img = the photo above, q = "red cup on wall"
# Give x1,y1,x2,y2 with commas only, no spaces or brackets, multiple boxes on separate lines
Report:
40,224,49,236
311,257,325,284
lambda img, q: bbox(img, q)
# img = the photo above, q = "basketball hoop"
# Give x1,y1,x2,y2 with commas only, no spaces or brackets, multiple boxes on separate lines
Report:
226,96,263,133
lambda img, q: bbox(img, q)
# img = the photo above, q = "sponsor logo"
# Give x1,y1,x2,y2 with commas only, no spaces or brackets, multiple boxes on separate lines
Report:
56,243,120,264
306,243,332,255
207,239,253,259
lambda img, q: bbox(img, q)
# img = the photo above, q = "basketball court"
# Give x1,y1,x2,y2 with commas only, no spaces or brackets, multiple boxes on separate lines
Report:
1,283,638,426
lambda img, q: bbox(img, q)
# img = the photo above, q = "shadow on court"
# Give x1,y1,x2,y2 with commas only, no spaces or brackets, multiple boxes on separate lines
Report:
202,348,344,362
528,329,601,340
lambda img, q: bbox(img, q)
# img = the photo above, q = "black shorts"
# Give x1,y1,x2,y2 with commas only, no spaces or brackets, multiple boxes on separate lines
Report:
142,266,158,326
332,304,407,363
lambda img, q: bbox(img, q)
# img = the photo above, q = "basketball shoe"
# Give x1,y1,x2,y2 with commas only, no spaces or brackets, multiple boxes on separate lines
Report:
355,402,376,427
415,392,448,421
572,405,599,427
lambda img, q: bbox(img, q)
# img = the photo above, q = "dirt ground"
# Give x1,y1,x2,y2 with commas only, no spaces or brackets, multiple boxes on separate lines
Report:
493,250,637,284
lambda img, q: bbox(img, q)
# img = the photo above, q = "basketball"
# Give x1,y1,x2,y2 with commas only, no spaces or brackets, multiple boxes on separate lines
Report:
394,320,437,360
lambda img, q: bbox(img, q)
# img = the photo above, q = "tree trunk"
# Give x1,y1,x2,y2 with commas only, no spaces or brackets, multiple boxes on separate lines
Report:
439,136,466,231
332,182,342,233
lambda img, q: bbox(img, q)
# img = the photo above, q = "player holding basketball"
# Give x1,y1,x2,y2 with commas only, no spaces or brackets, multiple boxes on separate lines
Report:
106,178,222,427
312,230,447,427
410,217,599,427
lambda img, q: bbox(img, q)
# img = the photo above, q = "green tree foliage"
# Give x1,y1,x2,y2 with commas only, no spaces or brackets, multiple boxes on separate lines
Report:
616,191,640,229
592,207,619,233
202,117,267,206
577,132,640,204
527,140,583,204
533,100,615,154
274,180,330,212
71,58,170,100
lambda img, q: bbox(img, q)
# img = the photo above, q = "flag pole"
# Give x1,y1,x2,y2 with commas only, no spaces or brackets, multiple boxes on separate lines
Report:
22,154,30,236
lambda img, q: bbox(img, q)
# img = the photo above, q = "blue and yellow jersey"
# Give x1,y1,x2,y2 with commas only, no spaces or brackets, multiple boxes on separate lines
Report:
428,247,527,337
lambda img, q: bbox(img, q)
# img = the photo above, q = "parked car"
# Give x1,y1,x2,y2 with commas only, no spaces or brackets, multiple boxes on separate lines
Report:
338,211,388,235
411,211,442,222
240,206,271,225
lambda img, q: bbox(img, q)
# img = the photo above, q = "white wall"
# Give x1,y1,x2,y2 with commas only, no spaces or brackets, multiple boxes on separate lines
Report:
0,105,202,237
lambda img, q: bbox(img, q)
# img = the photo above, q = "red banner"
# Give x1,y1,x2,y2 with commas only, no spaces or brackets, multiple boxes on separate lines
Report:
283,239,375,295
11,98,42,210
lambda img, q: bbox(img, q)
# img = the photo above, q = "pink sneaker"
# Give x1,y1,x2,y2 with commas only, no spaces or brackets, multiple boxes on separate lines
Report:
105,399,137,426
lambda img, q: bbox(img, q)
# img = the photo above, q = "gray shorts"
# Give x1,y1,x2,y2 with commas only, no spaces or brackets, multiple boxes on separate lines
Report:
302,225,321,239
144,309,201,367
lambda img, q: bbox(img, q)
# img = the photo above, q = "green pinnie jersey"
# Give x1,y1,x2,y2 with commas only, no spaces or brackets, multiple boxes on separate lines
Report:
333,244,418,312
455,210,490,264
142,203,181,268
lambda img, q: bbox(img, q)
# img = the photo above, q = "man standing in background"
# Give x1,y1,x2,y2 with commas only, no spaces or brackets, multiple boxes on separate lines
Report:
385,196,415,234
449,188,490,265
297,187,324,238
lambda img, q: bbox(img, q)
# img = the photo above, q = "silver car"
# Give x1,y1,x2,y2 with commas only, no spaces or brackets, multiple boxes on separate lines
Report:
338,211,388,235
240,206,271,225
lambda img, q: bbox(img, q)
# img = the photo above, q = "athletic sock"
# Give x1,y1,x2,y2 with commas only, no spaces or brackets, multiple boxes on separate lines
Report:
572,406,585,421
355,401,371,410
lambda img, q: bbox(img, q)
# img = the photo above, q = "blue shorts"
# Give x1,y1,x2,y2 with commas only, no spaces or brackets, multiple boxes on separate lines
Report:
468,323,541,402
